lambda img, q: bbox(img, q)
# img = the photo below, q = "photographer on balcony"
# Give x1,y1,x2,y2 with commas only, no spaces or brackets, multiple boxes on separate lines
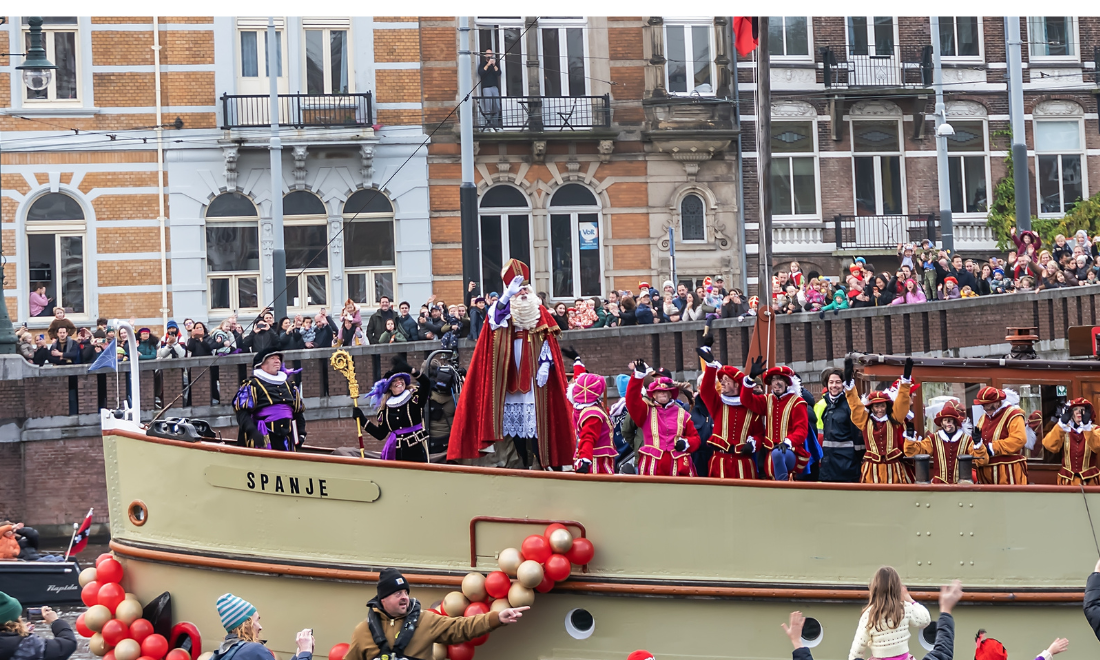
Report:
479,49,502,129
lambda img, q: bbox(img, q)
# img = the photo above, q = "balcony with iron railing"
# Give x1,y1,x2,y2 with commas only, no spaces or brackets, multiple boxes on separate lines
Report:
833,213,937,251
820,44,933,90
471,94,612,133
220,92,373,130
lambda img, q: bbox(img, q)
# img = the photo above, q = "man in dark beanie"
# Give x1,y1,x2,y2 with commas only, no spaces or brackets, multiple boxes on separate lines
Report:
347,569,527,660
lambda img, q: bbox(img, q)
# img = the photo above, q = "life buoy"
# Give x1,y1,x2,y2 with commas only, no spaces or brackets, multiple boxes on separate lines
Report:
169,622,203,660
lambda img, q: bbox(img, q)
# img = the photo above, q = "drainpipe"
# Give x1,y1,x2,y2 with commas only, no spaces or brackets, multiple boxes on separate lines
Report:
732,18,748,294
931,17,954,254
153,17,168,331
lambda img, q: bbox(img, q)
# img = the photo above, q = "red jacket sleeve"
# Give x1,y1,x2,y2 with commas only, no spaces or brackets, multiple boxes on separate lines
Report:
784,399,809,446
626,374,649,427
739,380,767,416
699,364,719,416
576,415,601,462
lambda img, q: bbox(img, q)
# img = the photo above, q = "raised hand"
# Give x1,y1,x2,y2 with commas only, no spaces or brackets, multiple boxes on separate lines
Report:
903,357,914,380
843,357,854,384
780,611,805,650
749,355,765,379
561,346,580,361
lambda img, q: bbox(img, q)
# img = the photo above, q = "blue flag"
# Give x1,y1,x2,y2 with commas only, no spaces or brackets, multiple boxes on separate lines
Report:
88,340,117,372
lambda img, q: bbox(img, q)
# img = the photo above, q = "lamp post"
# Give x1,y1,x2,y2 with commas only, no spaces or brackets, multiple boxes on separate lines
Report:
0,17,55,354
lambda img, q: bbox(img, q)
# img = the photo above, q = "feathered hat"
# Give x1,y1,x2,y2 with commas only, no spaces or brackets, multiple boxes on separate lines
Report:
717,365,745,383
646,376,680,396
763,365,796,386
570,372,607,406
934,399,966,427
974,386,1006,405
365,372,412,407
865,390,892,405
1069,397,1094,416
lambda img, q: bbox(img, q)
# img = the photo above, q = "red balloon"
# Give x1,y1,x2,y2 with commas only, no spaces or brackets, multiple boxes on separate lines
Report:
97,558,125,584
520,534,551,563
102,619,130,646
138,656,157,660
544,523,567,539
76,613,94,638
470,634,489,647
96,553,114,567
105,652,117,660
463,602,489,617
141,633,169,660
544,554,571,582
81,581,100,607
329,643,350,660
484,571,511,600
447,643,475,660
535,574,555,594
98,582,127,613
130,619,154,643
165,649,190,660
565,537,595,565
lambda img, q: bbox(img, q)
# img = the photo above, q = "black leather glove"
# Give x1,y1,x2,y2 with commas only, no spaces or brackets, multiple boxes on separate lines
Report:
738,443,754,455
818,310,826,320
1060,406,1073,426
674,438,688,452
696,346,713,361
561,346,579,361
843,357,854,384
748,355,765,379
778,442,790,453
1084,409,1093,426
700,333,714,349
903,357,914,381
633,358,649,373
905,420,915,437
353,406,367,424
575,459,591,474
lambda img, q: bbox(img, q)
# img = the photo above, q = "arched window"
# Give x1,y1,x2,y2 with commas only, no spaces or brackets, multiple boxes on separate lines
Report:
205,193,260,312
343,189,396,305
680,194,706,242
26,192,86,316
478,185,531,296
283,191,329,310
548,184,601,299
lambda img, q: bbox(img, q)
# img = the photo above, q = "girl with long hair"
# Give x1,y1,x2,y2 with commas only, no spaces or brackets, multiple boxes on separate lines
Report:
212,593,312,660
849,566,930,660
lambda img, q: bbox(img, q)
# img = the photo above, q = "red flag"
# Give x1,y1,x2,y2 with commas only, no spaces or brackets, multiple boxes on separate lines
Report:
67,508,93,558
733,17,759,57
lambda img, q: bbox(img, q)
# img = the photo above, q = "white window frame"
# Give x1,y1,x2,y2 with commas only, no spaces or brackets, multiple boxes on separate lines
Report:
768,17,813,62
771,117,820,220
477,187,533,294
937,16,983,62
677,192,709,243
849,117,907,216
536,18,589,98
342,200,397,308
204,197,261,315
548,190,603,301
1033,115,1086,218
844,16,899,58
21,18,81,106
302,17,354,95
663,17,716,96
474,17,528,97
944,117,990,218
25,204,88,321
283,214,330,313
1028,16,1079,62
235,18,288,95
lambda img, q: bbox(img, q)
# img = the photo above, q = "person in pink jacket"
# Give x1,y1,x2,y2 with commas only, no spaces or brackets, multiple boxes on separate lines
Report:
890,278,927,305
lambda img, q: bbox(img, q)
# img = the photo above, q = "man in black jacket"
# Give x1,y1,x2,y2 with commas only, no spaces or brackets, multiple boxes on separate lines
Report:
818,363,865,482
1086,558,1100,641
46,326,81,365
780,580,962,660
365,297,397,344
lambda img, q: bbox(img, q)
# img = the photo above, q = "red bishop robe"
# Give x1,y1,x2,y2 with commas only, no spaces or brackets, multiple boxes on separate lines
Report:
699,364,763,479
448,302,575,467
738,380,810,479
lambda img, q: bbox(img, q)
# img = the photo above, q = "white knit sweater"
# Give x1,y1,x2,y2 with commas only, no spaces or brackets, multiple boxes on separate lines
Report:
849,600,931,660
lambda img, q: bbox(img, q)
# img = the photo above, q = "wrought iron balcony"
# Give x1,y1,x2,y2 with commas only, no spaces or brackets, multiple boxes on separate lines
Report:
834,213,937,250
220,93,373,129
821,45,933,90
471,94,611,132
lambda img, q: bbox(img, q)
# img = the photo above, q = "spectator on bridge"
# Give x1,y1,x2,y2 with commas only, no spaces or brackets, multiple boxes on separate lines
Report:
242,310,278,354
277,317,305,352
365,296,396,344
378,318,409,344
29,285,50,317
15,330,35,362
136,328,159,360
158,321,186,359
938,277,961,300
336,315,365,347
1010,226,1041,259
39,326,80,366
634,292,657,324
468,297,487,341
210,318,238,355
46,307,75,341
394,301,418,341
890,279,927,305
619,296,638,326
1052,234,1073,263
0,594,77,660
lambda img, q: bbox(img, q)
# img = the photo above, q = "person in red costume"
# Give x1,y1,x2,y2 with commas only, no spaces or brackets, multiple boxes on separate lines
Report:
564,351,616,475
738,357,809,480
696,339,763,479
448,259,574,469
625,359,700,476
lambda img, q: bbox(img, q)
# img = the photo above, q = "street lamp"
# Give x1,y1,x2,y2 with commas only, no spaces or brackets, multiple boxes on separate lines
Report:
0,18,55,354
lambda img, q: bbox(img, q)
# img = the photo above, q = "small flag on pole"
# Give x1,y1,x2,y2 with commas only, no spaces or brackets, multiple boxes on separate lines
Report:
89,340,117,372
65,508,94,560
733,17,759,56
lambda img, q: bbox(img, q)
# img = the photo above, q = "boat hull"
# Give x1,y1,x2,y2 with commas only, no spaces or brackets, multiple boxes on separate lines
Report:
0,561,83,606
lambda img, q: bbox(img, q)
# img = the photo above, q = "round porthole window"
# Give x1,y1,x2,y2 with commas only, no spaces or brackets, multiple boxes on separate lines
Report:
565,608,594,640
801,617,823,648
128,500,148,526
920,621,938,651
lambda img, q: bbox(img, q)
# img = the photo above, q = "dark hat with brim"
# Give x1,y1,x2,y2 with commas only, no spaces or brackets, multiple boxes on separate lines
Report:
252,348,285,368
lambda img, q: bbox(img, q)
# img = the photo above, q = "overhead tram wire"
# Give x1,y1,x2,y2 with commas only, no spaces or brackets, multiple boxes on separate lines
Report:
147,16,543,421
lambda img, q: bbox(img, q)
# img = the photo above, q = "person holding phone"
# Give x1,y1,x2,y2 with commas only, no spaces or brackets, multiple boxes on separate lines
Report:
0,594,77,660
479,48,502,128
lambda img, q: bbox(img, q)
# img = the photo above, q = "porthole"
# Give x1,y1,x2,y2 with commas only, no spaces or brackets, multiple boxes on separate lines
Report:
801,617,823,648
128,500,148,526
920,621,938,651
565,608,594,640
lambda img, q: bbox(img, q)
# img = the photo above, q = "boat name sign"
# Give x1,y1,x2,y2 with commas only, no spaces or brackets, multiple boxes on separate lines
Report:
204,465,381,502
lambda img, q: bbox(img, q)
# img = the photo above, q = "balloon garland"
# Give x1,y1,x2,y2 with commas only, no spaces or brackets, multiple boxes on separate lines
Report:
76,553,202,660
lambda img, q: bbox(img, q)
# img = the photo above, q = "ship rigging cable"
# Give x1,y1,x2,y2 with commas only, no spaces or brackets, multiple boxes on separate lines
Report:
1081,482,1100,558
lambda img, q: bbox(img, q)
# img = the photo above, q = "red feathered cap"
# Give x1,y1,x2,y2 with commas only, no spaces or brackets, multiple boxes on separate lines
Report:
763,365,795,385
934,400,966,426
866,391,892,405
717,365,745,382
974,386,1005,405
1028,409,1043,430
975,638,1007,660
646,377,679,395
1069,397,1094,416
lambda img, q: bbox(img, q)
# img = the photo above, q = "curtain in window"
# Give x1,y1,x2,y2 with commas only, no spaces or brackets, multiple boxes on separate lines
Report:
241,31,258,77
331,30,348,94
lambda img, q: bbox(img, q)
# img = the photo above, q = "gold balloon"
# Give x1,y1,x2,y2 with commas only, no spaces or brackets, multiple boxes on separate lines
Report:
516,560,544,589
124,593,140,602
507,582,535,608
84,604,112,632
548,528,574,554
88,633,110,657
78,567,98,587
114,598,143,625
442,590,469,617
113,638,141,660
497,547,522,576
197,653,215,660
489,598,512,613
461,572,487,602
432,644,448,660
